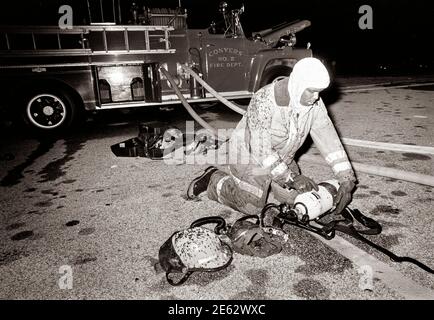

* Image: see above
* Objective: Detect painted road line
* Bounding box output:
[308,229,434,300]
[341,138,434,155]
[342,82,434,93]
[413,115,428,119]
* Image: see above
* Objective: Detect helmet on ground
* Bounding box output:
[159,225,232,286]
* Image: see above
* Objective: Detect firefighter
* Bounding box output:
[187,57,357,216]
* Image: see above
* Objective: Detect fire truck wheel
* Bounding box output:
[23,89,78,132]
[259,65,293,87]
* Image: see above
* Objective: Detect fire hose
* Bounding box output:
[181,65,247,116]
[160,67,227,141]
[161,66,434,187]
[300,154,434,187]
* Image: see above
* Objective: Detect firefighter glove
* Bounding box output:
[285,174,319,193]
[334,180,356,214]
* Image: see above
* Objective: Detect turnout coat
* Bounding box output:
[226,77,356,208]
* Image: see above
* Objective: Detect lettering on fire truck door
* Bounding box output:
[204,38,248,93]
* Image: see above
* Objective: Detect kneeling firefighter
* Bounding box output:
[187,57,357,218]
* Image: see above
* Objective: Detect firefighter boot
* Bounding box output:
[187,166,219,200]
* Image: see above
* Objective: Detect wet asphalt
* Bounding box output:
[0,77,433,299]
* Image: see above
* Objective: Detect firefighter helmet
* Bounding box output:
[159,226,233,286]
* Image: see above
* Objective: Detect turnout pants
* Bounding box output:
[207,162,300,215]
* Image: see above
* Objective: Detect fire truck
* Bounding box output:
[0,1,312,132]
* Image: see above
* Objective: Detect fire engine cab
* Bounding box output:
[0,1,312,132]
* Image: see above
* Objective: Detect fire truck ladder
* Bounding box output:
[85,25,176,55]
[0,25,175,57]
[0,26,90,57]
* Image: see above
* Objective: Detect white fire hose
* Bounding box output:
[181,65,247,115]
[160,67,228,142]
[162,66,434,187]
[300,154,434,187]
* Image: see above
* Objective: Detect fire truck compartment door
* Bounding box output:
[97,65,144,102]
[96,64,162,103]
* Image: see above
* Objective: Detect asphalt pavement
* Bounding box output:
[0,77,433,299]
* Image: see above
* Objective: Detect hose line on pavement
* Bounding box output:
[342,138,434,155]
[299,154,434,187]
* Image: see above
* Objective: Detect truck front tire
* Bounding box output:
[22,88,79,134]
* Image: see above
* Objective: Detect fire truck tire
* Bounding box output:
[22,88,79,133]
[259,65,293,87]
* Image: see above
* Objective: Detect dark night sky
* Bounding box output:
[1,0,434,75]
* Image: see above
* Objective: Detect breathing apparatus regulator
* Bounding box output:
[290,179,340,223]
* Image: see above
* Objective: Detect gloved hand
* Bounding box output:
[285,174,318,193]
[334,180,356,214]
